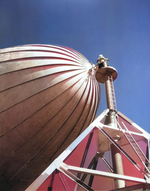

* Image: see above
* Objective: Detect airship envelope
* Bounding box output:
[0,44,100,190]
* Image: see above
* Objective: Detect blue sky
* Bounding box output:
[0,0,150,133]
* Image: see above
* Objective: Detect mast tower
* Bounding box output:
[96,55,125,189]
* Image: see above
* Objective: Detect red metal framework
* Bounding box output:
[27,110,150,191]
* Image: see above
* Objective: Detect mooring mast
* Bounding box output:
[96,55,125,189]
[96,55,150,189]
[96,54,118,126]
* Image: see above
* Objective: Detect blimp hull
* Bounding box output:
[0,44,100,191]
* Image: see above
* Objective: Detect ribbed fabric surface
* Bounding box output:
[0,44,100,191]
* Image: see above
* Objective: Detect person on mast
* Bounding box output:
[97,54,109,68]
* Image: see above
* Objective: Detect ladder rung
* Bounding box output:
[108,75,117,111]
[127,141,147,162]
[125,134,147,162]
[118,121,150,175]
[126,137,131,140]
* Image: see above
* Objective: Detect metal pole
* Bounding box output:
[111,144,126,188]
[105,77,113,109]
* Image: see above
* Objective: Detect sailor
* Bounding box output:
[97,54,109,68]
